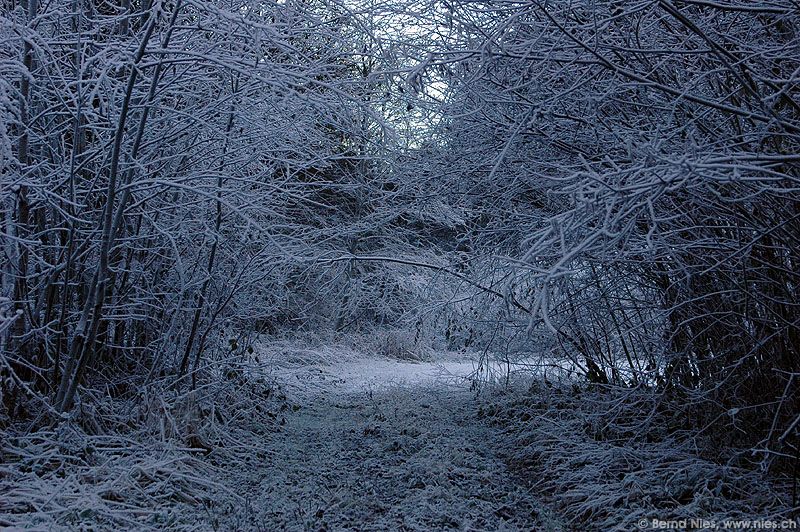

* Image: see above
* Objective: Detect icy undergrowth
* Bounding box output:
[2,349,562,530]
[206,353,561,530]
[0,362,292,530]
[482,381,798,531]
[6,347,795,531]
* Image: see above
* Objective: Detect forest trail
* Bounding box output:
[223,357,559,531]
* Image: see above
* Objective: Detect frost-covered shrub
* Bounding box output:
[483,381,797,531]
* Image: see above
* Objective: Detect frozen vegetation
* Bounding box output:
[2,0,799,529]
[3,346,566,530]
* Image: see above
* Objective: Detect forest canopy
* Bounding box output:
[1,0,798,525]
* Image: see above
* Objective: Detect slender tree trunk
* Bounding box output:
[11,0,38,363]
[179,99,237,377]
[57,10,161,412]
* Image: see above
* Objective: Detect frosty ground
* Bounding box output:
[3,346,795,531]
[1,349,563,531]
[211,350,795,531]
[209,353,562,530]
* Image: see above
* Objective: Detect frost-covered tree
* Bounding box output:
[0,0,389,414]
[397,0,799,470]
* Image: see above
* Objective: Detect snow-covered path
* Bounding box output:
[225,358,559,531]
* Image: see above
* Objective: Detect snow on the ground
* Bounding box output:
[1,351,562,530]
[271,351,547,396]
[276,357,476,395]
[210,354,563,530]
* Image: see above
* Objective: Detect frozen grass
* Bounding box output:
[253,334,549,394]
[482,380,799,531]
[8,344,794,531]
[208,360,560,531]
[1,425,225,530]
[249,330,440,366]
[2,347,562,530]
[0,360,292,530]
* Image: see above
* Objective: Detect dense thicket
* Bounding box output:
[404,0,800,473]
[0,0,404,417]
[2,0,798,488]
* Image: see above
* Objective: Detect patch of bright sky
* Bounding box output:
[246,0,457,147]
[340,0,457,147]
